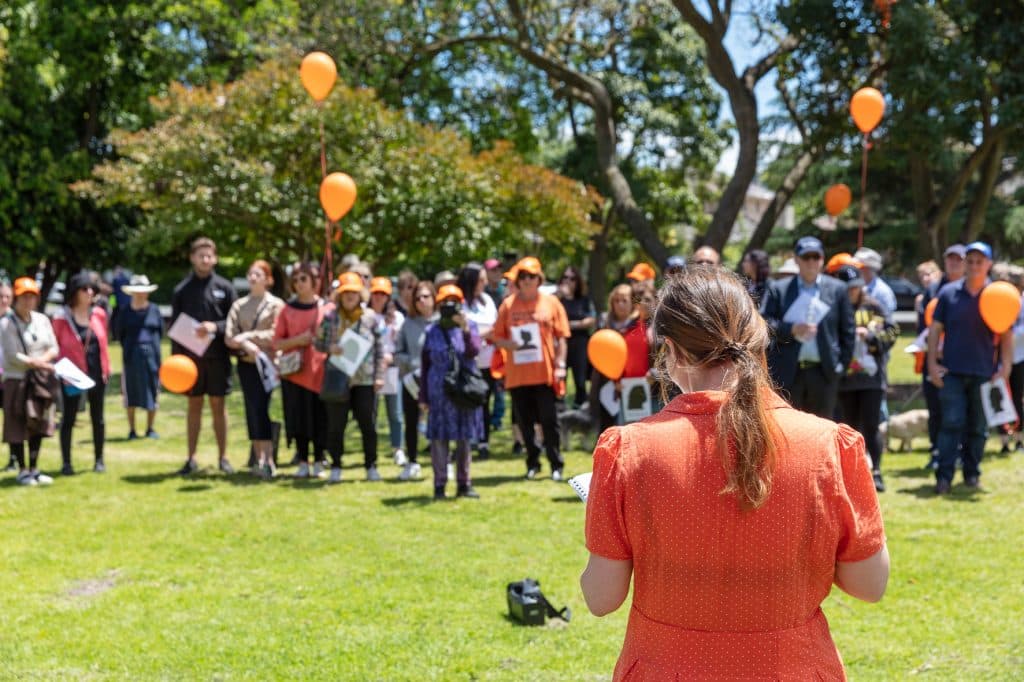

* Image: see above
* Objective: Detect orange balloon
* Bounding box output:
[979,281,1022,334]
[850,87,885,133]
[824,184,852,217]
[924,298,938,327]
[300,51,337,102]
[319,172,357,221]
[160,354,198,394]
[588,329,628,381]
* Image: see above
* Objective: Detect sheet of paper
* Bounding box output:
[904,330,929,353]
[402,371,420,401]
[328,327,373,376]
[54,357,96,391]
[168,312,213,358]
[620,377,652,423]
[476,343,495,369]
[568,472,592,502]
[510,322,543,365]
[981,378,1018,428]
[382,366,400,395]
[599,380,619,417]
[255,351,279,393]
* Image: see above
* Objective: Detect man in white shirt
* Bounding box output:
[854,247,897,316]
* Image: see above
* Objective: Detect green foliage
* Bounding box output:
[77,60,601,277]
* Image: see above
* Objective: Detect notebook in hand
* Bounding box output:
[567,472,592,502]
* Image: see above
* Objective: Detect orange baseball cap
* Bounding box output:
[825,252,858,274]
[516,257,543,276]
[435,283,465,304]
[370,276,392,296]
[626,263,656,281]
[13,277,40,298]
[337,272,364,294]
[503,266,518,280]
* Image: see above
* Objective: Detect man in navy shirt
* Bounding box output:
[927,241,1013,494]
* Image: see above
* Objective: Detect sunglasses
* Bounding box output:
[798,253,823,261]
[517,273,540,281]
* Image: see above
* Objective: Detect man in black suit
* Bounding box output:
[761,236,855,418]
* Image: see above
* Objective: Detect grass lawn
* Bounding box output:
[1,339,1023,679]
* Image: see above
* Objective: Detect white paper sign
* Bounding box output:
[568,472,592,502]
[168,312,213,358]
[620,377,652,424]
[476,343,495,370]
[510,323,543,365]
[255,351,279,393]
[904,330,929,353]
[599,380,619,417]
[328,327,373,376]
[981,378,1018,428]
[382,366,400,395]
[402,371,420,400]
[54,358,96,391]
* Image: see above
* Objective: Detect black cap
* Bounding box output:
[832,264,865,289]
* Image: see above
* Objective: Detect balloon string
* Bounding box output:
[858,133,869,250]
[318,110,333,297]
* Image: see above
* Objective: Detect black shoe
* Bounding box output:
[145,429,159,440]
[872,471,885,493]
[60,463,75,476]
[1000,443,1011,455]
[93,460,106,474]
[178,459,199,476]
[434,486,446,500]
[512,442,524,456]
[477,444,490,461]
[964,476,981,489]
[456,485,480,499]
[935,479,951,495]
[128,431,139,441]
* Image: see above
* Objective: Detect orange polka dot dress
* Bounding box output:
[585,390,885,681]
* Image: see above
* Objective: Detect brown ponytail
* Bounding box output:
[653,267,778,509]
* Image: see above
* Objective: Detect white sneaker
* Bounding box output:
[329,467,342,484]
[32,470,53,486]
[551,469,563,482]
[312,462,326,479]
[366,466,382,482]
[16,471,37,486]
[399,462,421,481]
[393,448,408,466]
[447,463,455,480]
[295,462,310,478]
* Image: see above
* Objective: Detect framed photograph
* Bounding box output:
[981,378,1018,428]
[620,377,652,424]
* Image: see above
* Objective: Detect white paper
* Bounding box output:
[402,371,420,401]
[476,343,495,369]
[904,330,929,353]
[54,358,96,391]
[255,351,279,393]
[620,377,652,423]
[981,378,1018,428]
[568,472,592,502]
[382,366,400,395]
[599,380,620,417]
[328,327,373,376]
[782,291,830,343]
[510,322,543,365]
[168,312,213,358]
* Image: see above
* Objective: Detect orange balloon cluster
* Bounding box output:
[979,282,1022,334]
[588,329,628,381]
[824,184,852,217]
[319,172,357,221]
[160,354,198,394]
[851,87,885,133]
[300,52,337,102]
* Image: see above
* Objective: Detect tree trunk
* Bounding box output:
[588,202,616,313]
[962,136,1006,243]
[908,151,941,261]
[744,145,820,254]
[702,88,758,252]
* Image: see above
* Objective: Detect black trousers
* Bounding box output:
[324,385,377,469]
[923,373,942,450]
[402,386,421,464]
[237,361,273,440]
[566,336,590,408]
[788,364,838,419]
[510,384,563,473]
[11,436,44,469]
[838,388,884,471]
[481,372,497,445]
[60,383,106,465]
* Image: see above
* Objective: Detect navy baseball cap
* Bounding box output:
[965,241,993,260]
[943,244,967,258]
[832,264,865,289]
[794,236,825,258]
[665,255,686,271]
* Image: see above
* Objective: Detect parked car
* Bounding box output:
[881,276,922,312]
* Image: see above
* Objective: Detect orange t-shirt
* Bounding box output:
[586,390,885,680]
[493,293,570,390]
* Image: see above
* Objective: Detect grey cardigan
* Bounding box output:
[394,315,436,376]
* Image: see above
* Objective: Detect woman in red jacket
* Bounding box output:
[52,273,111,475]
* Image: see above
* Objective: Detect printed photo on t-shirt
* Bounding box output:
[510,322,543,365]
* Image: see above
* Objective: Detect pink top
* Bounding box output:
[273,299,332,394]
[51,306,111,382]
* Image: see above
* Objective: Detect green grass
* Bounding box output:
[1,340,1023,679]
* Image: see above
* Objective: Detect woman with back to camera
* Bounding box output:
[581,267,888,680]
[741,249,771,305]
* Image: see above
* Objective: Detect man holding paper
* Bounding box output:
[928,242,1013,494]
[761,236,855,419]
[170,237,237,475]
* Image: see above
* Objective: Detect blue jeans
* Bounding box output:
[937,373,988,484]
[377,393,403,450]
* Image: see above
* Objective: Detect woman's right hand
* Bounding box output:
[293,331,313,347]
[30,358,54,372]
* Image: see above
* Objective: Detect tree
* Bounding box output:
[76,61,601,277]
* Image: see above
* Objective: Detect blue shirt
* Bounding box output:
[796,277,821,363]
[933,279,997,377]
[864,276,897,316]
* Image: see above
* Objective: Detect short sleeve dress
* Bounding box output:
[585,390,885,681]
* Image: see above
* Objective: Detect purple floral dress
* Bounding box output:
[421,321,484,441]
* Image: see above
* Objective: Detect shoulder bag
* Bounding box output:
[442,327,488,410]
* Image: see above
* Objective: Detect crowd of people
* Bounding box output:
[1,234,1019,499]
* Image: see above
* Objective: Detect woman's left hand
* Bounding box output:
[374,379,385,392]
[452,313,467,330]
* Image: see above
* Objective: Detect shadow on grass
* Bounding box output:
[892,466,933,480]
[121,470,266,488]
[550,495,582,504]
[380,494,435,507]
[898,482,987,502]
[470,474,528,488]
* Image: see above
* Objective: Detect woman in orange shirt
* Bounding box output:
[582,267,889,680]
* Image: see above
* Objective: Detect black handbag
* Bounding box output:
[442,328,488,410]
[507,578,571,626]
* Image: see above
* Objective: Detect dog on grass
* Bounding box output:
[558,402,598,452]
[880,409,929,452]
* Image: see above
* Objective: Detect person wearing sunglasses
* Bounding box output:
[493,257,571,480]
[761,236,855,419]
[394,281,437,481]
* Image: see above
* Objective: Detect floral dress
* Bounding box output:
[421,322,484,441]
